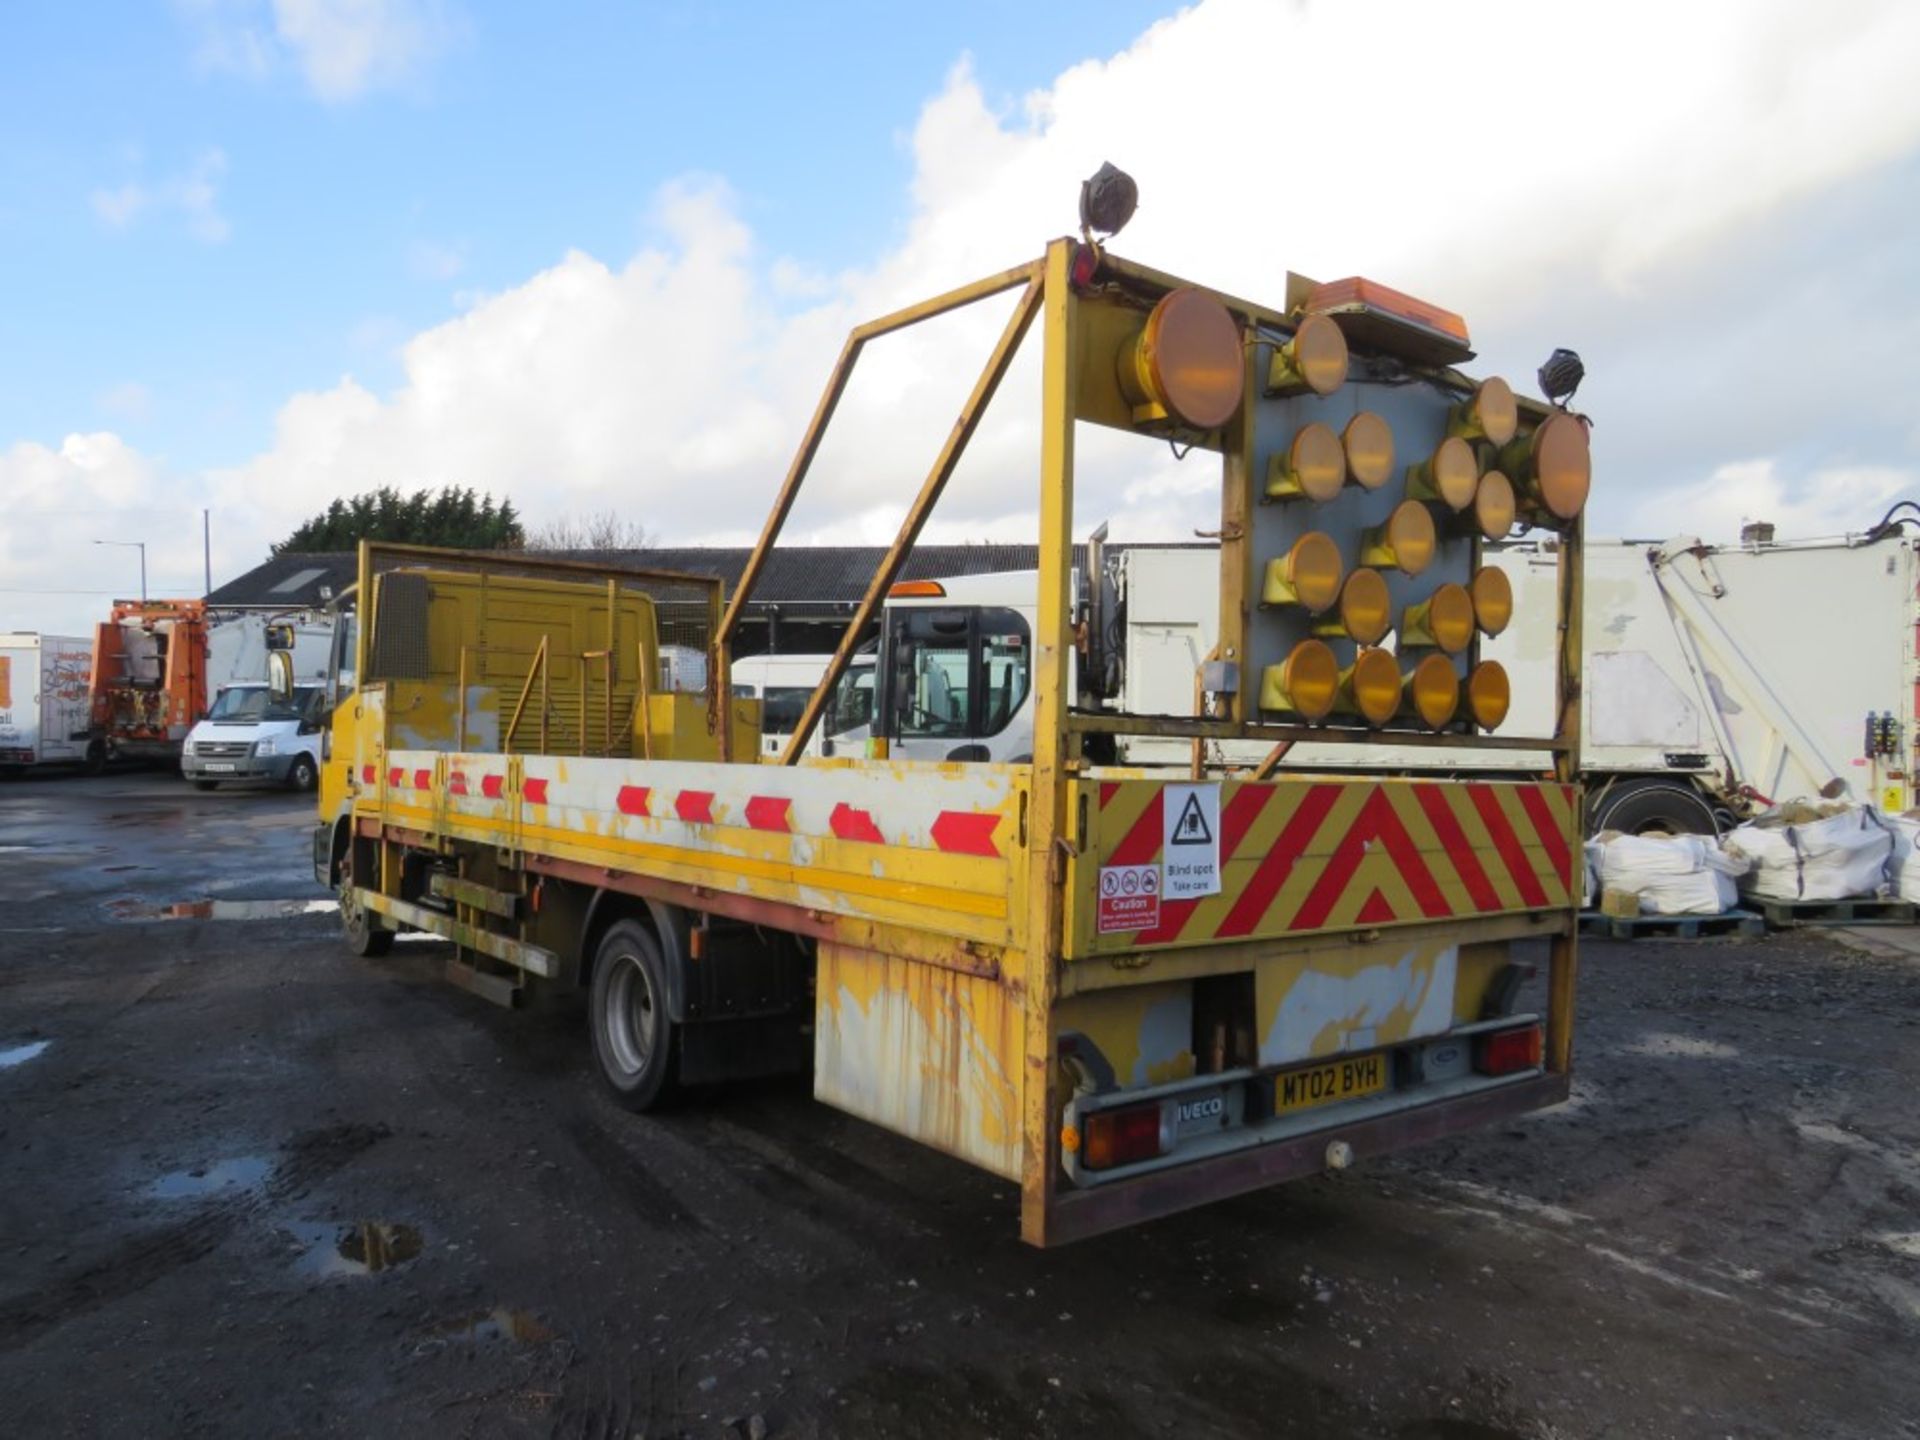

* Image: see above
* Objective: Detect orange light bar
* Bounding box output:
[887,580,946,598]
[1307,276,1470,346]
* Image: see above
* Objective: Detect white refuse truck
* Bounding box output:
[853,528,1918,836]
[0,633,95,773]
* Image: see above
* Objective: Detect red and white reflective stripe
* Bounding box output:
[745,796,791,832]
[828,803,884,844]
[931,810,1000,856]
[385,750,1015,856]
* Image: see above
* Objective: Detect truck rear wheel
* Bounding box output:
[1587,779,1720,838]
[589,920,677,1111]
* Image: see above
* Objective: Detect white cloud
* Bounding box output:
[1631,459,1915,541]
[180,0,459,102]
[15,0,1920,638]
[90,150,229,243]
[0,436,210,635]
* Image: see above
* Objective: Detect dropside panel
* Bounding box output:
[361,748,1027,947]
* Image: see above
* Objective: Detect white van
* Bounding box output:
[730,653,876,759]
[180,682,328,791]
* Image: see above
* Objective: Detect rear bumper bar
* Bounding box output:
[1044,1070,1570,1247]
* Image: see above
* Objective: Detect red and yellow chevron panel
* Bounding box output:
[1066,777,1577,957]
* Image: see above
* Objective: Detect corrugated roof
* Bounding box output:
[207,542,1206,611]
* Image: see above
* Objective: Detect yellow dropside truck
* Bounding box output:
[315,238,1588,1246]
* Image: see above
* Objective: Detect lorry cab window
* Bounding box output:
[827,666,875,734]
[758,687,814,736]
[883,606,1029,740]
[327,611,358,706]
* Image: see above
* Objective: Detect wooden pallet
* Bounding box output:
[1579,908,1767,941]
[1755,896,1918,928]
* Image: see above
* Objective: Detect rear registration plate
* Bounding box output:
[1275,1053,1388,1115]
[205,763,236,772]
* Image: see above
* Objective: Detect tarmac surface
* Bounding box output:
[2,771,1918,1439]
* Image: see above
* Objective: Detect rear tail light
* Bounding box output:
[1081,1102,1169,1171]
[1474,1024,1543,1076]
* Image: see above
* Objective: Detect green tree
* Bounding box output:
[271,485,524,554]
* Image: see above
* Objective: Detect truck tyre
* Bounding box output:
[83,741,106,776]
[339,877,394,958]
[193,779,219,792]
[287,755,318,792]
[1587,779,1720,838]
[589,920,678,1111]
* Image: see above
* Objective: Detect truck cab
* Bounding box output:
[181,682,328,791]
[871,573,1039,763]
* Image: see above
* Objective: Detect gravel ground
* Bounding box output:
[2,772,1918,1439]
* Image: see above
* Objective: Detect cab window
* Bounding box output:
[881,606,1029,741]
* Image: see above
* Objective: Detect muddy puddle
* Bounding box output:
[287,1221,425,1278]
[0,1039,51,1069]
[148,1155,273,1199]
[421,1307,556,1348]
[107,897,338,922]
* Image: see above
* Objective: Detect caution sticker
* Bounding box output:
[1097,863,1161,933]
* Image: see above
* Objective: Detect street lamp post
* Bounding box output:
[92,539,147,602]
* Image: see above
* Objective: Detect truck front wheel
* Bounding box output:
[287,755,318,792]
[589,920,678,1111]
[339,876,394,958]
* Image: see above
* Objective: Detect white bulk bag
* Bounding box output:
[1590,832,1747,916]
[1724,804,1893,902]
[1885,813,1920,903]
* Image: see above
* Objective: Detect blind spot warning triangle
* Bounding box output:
[1171,792,1213,845]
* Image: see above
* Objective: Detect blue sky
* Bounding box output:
[3,0,1919,634]
[0,1,1171,473]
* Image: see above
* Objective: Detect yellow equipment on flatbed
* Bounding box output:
[313,234,1588,1247]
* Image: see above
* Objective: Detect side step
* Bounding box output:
[428,871,523,920]
[354,888,559,978]
[445,954,522,1008]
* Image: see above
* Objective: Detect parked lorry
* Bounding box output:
[0,633,94,773]
[314,233,1588,1244]
[89,600,329,767]
[867,527,1915,837]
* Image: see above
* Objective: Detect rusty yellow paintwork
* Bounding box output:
[814,940,1025,1179]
